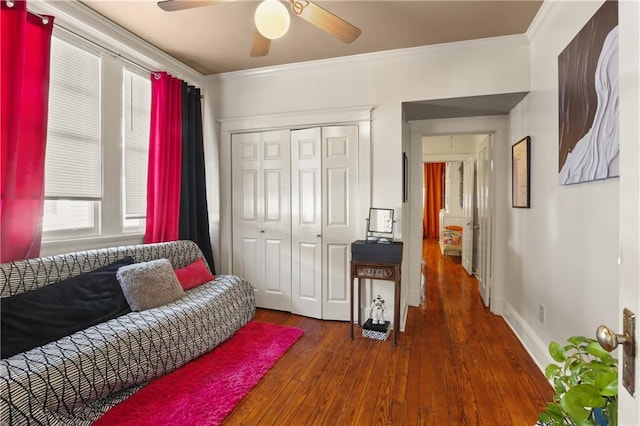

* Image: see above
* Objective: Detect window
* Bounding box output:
[122,69,151,232]
[43,33,152,241]
[44,36,101,236]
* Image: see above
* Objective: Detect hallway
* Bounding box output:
[415,238,553,424]
[224,239,553,424]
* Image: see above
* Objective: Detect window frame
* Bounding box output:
[121,66,151,234]
[43,33,104,240]
[42,31,151,243]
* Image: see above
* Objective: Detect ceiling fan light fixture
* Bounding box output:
[254,0,290,40]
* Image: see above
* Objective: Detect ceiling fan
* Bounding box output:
[156,0,361,57]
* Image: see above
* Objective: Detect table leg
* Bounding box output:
[394,277,400,346]
[357,278,362,328]
[350,275,354,340]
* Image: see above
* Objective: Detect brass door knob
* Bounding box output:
[596,324,630,352]
[596,309,636,396]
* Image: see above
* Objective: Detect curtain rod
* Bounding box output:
[8,0,161,81]
[52,24,204,96]
[6,0,203,93]
[5,0,49,24]
[51,24,162,80]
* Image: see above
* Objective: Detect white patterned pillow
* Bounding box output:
[116,258,184,311]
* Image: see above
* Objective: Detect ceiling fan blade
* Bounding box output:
[295,1,361,44]
[157,0,234,12]
[250,30,271,57]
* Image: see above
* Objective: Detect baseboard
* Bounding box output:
[502,302,553,373]
[401,303,409,332]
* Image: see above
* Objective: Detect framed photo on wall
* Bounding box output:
[512,136,531,208]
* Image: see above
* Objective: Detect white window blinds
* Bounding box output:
[122,69,151,220]
[45,36,102,200]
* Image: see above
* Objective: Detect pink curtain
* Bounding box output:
[1,0,54,262]
[144,72,183,243]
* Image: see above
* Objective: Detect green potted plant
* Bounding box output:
[539,336,618,426]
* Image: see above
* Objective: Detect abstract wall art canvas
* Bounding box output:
[558,0,618,185]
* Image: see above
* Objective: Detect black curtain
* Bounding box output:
[179,83,215,273]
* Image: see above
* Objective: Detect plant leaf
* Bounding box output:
[561,384,605,422]
[538,412,551,423]
[602,385,618,398]
[586,342,613,360]
[606,398,618,426]
[568,335,595,346]
[553,377,568,395]
[575,418,597,426]
[540,403,567,425]
[593,370,617,385]
[545,363,561,379]
[550,341,567,362]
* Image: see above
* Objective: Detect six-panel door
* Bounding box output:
[232,130,292,312]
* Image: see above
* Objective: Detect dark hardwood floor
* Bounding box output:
[223,238,553,425]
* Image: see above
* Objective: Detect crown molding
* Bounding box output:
[28,0,204,86]
[211,34,529,81]
[526,0,563,42]
[218,106,373,132]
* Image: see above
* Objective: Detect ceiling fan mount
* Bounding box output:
[157,0,361,57]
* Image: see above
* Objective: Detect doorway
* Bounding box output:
[420,134,491,306]
[406,115,509,316]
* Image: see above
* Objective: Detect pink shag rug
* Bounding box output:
[94,321,303,426]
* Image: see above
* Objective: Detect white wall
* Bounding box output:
[209,36,531,327]
[422,134,484,159]
[504,0,620,368]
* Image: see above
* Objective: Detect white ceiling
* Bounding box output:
[80,0,543,75]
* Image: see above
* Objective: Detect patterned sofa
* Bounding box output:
[0,240,256,425]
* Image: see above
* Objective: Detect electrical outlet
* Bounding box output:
[539,305,545,323]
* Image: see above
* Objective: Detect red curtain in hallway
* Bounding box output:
[0,0,54,262]
[423,163,444,239]
[144,72,183,243]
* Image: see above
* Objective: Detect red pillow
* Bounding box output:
[174,258,215,291]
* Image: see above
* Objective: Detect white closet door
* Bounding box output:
[232,130,291,312]
[232,132,261,295]
[322,125,359,321]
[291,128,322,318]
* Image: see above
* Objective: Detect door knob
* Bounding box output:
[596,308,636,396]
[596,324,630,352]
[260,230,265,233]
[316,234,322,238]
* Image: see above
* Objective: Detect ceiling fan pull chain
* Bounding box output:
[289,0,309,16]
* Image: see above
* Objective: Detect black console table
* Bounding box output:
[350,240,403,346]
